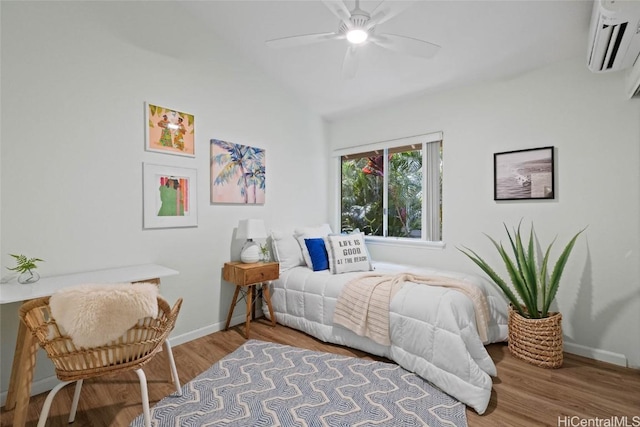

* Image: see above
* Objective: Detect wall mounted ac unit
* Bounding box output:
[587,0,640,73]
[627,57,640,98]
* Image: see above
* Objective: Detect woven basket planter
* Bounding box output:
[508,305,563,368]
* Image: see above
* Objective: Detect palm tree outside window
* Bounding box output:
[338,133,442,242]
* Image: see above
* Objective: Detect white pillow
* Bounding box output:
[270,230,304,271]
[325,231,373,274]
[294,224,333,268]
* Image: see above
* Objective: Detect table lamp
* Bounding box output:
[237,219,267,263]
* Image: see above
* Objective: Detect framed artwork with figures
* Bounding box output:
[145,102,195,157]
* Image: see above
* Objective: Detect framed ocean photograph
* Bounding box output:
[145,102,195,157]
[143,163,198,229]
[494,146,554,201]
[210,139,265,204]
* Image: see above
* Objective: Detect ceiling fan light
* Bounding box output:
[346,29,368,44]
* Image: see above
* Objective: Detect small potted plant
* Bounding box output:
[458,221,584,368]
[259,243,271,263]
[7,254,44,284]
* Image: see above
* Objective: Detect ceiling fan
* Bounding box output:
[265,0,440,79]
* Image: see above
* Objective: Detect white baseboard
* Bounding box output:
[169,323,220,347]
[564,342,628,367]
[170,311,257,346]
[0,375,60,407]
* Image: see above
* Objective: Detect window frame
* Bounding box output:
[333,132,444,248]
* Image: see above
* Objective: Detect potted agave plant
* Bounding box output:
[459,222,585,368]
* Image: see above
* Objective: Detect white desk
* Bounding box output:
[0,263,178,304]
[1,264,179,427]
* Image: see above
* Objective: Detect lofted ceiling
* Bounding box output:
[181,1,594,120]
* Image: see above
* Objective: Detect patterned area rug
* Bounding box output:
[130,340,467,427]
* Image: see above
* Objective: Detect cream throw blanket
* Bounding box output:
[333,273,490,346]
[49,282,158,348]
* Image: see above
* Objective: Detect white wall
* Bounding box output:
[328,58,640,368]
[1,2,638,403]
[0,2,329,395]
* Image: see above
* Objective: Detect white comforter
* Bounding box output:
[263,261,508,414]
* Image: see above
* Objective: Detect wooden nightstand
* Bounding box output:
[223,261,279,339]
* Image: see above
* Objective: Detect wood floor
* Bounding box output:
[2,319,639,427]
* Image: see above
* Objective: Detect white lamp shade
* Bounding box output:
[237,219,267,240]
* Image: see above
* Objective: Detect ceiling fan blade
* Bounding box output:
[266,32,342,49]
[322,0,352,26]
[367,1,416,28]
[342,46,359,79]
[370,33,440,59]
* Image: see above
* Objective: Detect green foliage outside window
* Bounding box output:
[388,150,422,238]
[341,149,423,238]
[341,157,383,235]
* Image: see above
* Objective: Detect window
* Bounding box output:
[336,133,442,242]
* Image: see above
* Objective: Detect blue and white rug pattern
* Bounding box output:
[130,339,467,427]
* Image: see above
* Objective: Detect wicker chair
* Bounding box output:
[19,295,183,427]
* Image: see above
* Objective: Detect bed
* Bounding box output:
[263,226,509,415]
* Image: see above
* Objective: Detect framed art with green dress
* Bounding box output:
[145,102,195,157]
[143,163,198,229]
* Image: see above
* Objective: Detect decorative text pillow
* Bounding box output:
[325,231,373,274]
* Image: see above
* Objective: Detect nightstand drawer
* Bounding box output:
[223,262,279,286]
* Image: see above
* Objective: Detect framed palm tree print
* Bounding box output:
[210,139,265,204]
